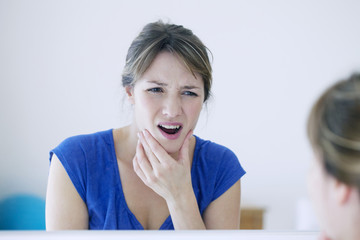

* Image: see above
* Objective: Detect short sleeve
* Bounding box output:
[192,136,246,213]
[49,135,87,203]
[212,148,245,201]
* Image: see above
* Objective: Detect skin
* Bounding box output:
[46,51,241,230]
[307,151,360,240]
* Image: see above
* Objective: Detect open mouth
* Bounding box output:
[158,124,182,135]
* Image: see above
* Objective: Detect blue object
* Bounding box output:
[0,194,45,230]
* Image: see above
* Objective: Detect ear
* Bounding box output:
[333,179,352,205]
[125,85,135,105]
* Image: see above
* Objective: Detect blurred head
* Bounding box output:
[122,20,212,102]
[307,73,360,239]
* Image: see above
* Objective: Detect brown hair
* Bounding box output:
[307,73,360,193]
[122,20,212,102]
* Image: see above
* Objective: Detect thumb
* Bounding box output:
[178,130,193,164]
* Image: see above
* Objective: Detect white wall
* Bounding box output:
[1,0,360,230]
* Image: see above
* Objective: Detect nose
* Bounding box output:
[162,95,182,118]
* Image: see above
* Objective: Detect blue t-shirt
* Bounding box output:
[49,129,246,229]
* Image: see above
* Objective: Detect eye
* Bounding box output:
[147,87,163,93]
[182,91,198,97]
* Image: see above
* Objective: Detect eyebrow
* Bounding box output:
[147,80,167,86]
[147,80,201,89]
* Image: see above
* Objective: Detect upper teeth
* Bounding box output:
[160,125,180,129]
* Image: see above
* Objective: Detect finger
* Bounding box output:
[142,129,170,164]
[178,130,193,163]
[138,131,161,167]
[132,156,147,183]
[135,139,154,179]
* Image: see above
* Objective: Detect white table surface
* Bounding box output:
[0,230,319,240]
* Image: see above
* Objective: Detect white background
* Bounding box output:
[1,0,360,230]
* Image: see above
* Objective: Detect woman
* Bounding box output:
[46,21,246,230]
[307,73,360,240]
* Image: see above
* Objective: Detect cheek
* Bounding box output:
[133,95,159,129]
[185,100,203,120]
[307,162,330,229]
[134,94,158,113]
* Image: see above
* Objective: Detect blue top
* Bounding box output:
[49,129,245,230]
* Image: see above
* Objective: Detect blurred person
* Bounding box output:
[307,73,360,240]
[46,20,246,230]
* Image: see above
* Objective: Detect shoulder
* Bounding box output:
[193,135,246,179]
[50,129,114,168]
[53,129,113,155]
[58,129,113,148]
[48,129,115,202]
[194,135,238,162]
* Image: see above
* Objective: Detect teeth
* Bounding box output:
[159,125,180,130]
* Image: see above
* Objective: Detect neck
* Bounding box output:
[114,125,138,163]
[341,226,360,240]
[347,208,360,240]
[338,193,360,240]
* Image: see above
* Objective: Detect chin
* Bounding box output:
[153,137,182,155]
[150,128,186,155]
[160,141,182,154]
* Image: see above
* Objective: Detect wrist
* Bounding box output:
[165,186,205,229]
[166,185,196,212]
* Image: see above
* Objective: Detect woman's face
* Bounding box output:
[128,51,204,154]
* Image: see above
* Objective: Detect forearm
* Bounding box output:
[166,187,206,230]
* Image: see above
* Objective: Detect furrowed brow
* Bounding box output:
[183,85,200,90]
[147,80,167,86]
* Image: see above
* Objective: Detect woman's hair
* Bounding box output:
[122,20,212,102]
[307,73,360,193]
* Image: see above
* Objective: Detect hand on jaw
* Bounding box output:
[133,129,194,203]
